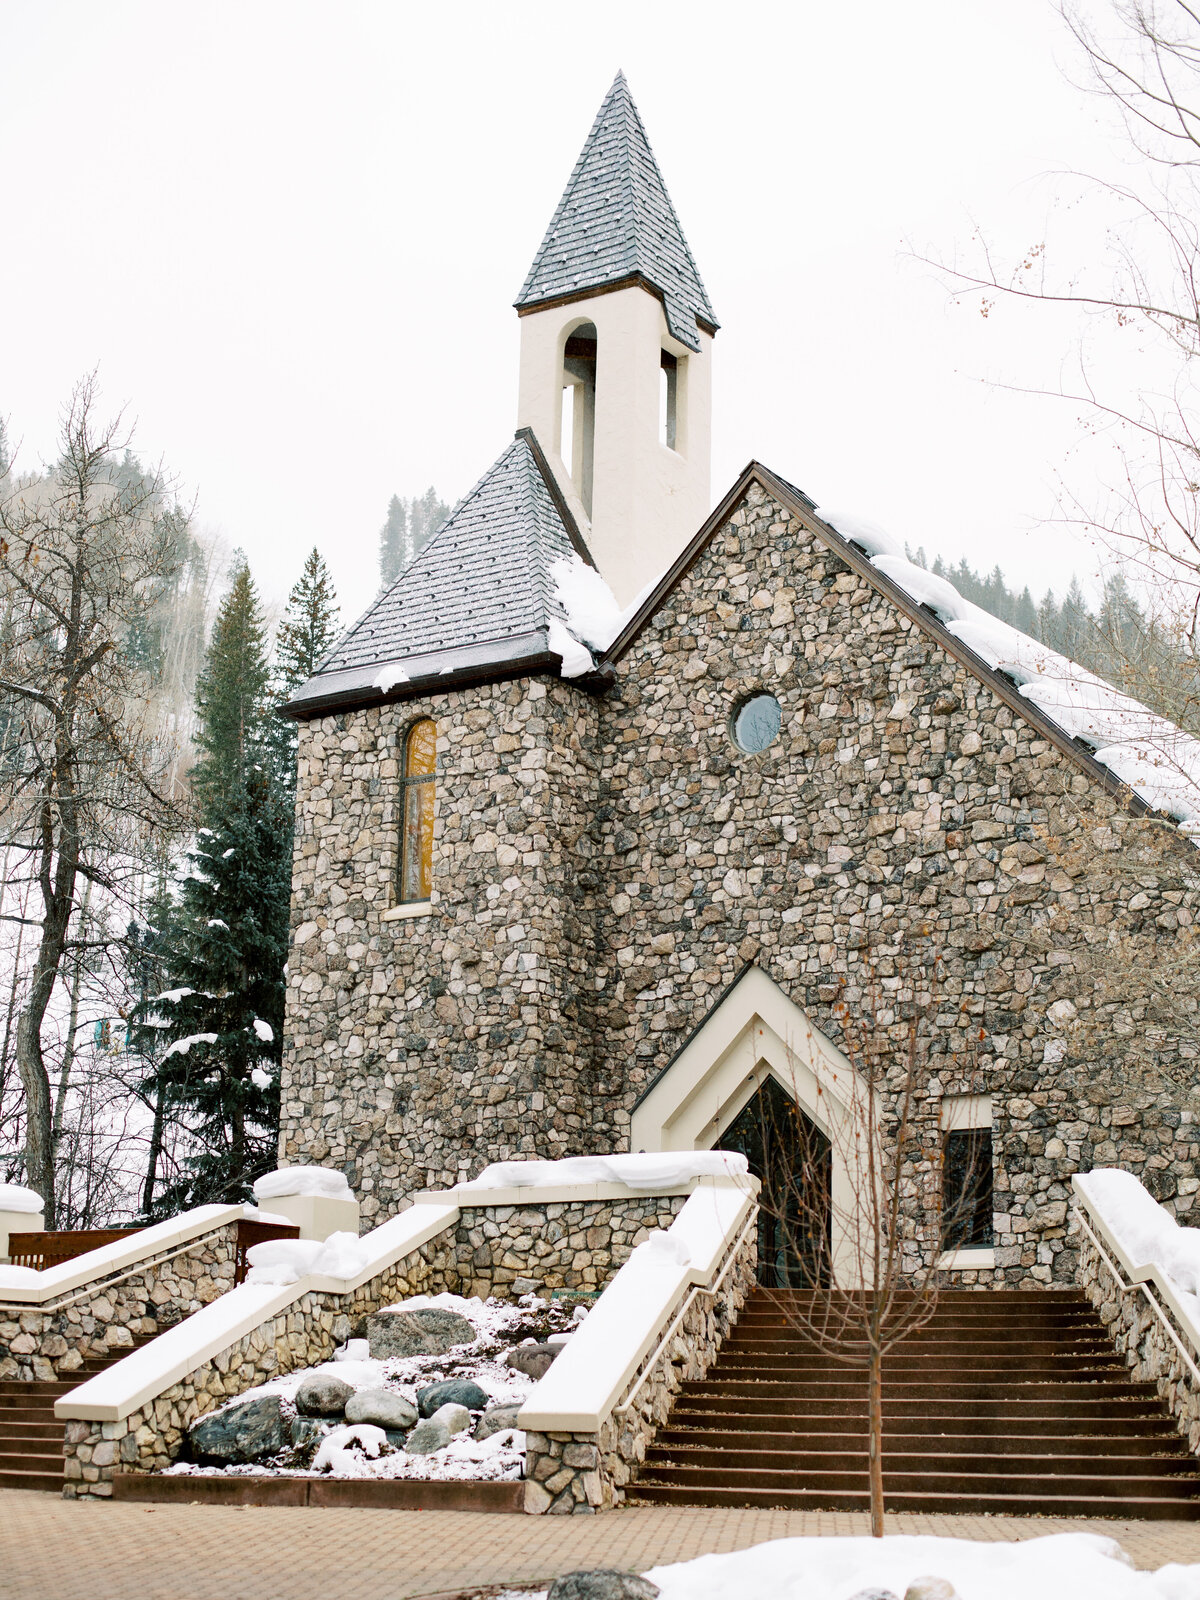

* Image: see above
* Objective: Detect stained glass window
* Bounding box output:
[398,719,436,903]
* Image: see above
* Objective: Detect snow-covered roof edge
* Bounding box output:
[602,460,1188,825]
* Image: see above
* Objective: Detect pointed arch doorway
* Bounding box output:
[717,1074,832,1288]
[630,966,872,1289]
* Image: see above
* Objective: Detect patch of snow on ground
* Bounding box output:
[163,1293,579,1485]
[497,1532,1199,1600]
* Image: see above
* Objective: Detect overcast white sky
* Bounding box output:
[1,0,1148,630]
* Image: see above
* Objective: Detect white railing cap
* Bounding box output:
[0,1203,256,1307]
[54,1200,459,1422]
[517,1180,754,1432]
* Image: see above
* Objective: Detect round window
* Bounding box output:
[732,692,782,754]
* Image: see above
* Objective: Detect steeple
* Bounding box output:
[516,71,718,352]
[515,74,718,606]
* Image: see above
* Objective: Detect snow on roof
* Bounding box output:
[816,507,1200,829]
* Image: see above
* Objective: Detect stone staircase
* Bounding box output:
[0,1339,152,1492]
[633,1287,1200,1518]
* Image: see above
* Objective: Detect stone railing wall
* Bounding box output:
[523,1217,758,1513]
[1075,1218,1200,1457]
[451,1195,687,1299]
[58,1185,705,1499]
[1,1220,241,1383]
[62,1230,454,1497]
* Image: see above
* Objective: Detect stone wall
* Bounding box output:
[451,1195,686,1299]
[281,476,1200,1285]
[62,1232,455,1498]
[0,1221,240,1383]
[523,1221,758,1513]
[1076,1217,1200,1457]
[60,1189,694,1497]
[282,679,601,1224]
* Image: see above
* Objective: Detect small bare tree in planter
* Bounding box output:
[720,975,987,1536]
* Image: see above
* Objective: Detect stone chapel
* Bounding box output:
[281,73,1200,1288]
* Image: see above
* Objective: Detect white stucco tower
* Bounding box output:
[515,73,718,606]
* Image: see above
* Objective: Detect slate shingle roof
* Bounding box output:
[286,432,592,714]
[516,71,717,353]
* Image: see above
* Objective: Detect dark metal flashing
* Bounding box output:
[603,461,1152,817]
[515,273,719,341]
[514,426,596,568]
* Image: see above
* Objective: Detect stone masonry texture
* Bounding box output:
[0,1221,240,1383]
[1077,1220,1200,1455]
[281,480,1200,1283]
[62,1191,682,1497]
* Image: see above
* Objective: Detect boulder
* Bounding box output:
[416,1378,489,1418]
[366,1307,476,1359]
[189,1396,285,1463]
[505,1342,561,1380]
[404,1416,451,1455]
[847,1591,899,1600]
[345,1388,418,1430]
[427,1401,470,1435]
[289,1416,327,1450]
[547,1573,660,1600]
[903,1582,960,1600]
[295,1374,354,1417]
[474,1403,522,1441]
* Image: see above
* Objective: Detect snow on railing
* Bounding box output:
[55,1200,460,1423]
[1071,1168,1200,1385]
[517,1173,757,1433]
[0,1203,264,1308]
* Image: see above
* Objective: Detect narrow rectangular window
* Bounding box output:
[942,1127,994,1249]
[660,350,678,450]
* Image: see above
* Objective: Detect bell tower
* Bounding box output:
[515,73,719,607]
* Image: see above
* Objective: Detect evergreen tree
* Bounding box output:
[191,555,272,809]
[379,495,408,588]
[377,489,450,591]
[271,548,340,795]
[409,486,449,557]
[133,559,289,1209]
[276,548,341,692]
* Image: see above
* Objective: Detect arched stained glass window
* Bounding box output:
[398,719,436,903]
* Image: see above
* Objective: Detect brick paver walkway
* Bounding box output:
[2,1489,1199,1599]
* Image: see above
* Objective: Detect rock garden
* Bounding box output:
[165,1291,584,1484]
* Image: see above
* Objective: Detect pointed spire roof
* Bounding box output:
[516,72,717,352]
[285,432,596,715]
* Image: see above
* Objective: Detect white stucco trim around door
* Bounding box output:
[629,965,875,1288]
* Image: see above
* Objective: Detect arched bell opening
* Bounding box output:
[560,320,596,516]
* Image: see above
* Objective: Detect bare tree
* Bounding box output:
[925,3,1200,657]
[0,377,187,1221]
[723,980,986,1536]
